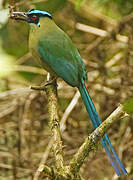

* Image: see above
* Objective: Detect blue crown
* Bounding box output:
[28,9,52,19]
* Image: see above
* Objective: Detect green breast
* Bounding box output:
[29,17,87,87]
[29,18,57,75]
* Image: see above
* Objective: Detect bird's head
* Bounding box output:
[12,9,52,27]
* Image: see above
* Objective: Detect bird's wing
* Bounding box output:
[38,29,87,87]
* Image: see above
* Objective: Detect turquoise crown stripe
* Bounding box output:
[28,9,52,18]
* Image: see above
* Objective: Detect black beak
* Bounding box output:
[11,12,29,22]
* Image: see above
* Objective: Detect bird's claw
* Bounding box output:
[45,77,57,87]
[30,77,57,90]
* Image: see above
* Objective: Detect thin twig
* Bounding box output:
[105,52,123,68]
[33,138,54,180]
[60,90,80,132]
[76,23,128,43]
[0,88,32,99]
[0,163,33,173]
[0,100,18,118]
[16,52,31,65]
[13,65,46,75]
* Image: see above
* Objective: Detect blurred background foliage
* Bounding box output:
[0,0,133,179]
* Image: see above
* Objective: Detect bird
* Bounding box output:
[12,9,127,176]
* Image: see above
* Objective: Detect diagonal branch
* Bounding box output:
[69,105,128,176]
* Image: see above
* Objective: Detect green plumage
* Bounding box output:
[29,18,87,87]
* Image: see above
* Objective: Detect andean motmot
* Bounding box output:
[12,9,127,176]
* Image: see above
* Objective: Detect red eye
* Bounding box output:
[31,15,37,21]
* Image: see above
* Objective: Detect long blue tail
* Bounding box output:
[78,81,127,176]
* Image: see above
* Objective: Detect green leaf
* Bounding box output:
[123,97,133,114]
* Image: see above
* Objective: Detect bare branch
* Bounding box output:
[76,23,128,43]
[13,65,46,75]
[60,90,80,132]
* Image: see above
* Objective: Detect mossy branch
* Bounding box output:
[69,105,127,176]
[45,74,64,171]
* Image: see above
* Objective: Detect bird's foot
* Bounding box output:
[30,77,57,91]
[30,84,46,90]
[45,77,57,87]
